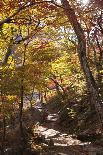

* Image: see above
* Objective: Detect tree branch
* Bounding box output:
[0,1,53,28]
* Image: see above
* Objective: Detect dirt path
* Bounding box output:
[33,113,103,155]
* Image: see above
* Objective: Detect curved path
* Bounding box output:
[33,113,103,155]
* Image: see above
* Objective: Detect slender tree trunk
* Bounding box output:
[38,91,43,103]
[95,36,103,86]
[0,91,6,155]
[30,84,35,108]
[38,91,41,100]
[19,80,24,138]
[44,91,48,103]
[87,33,102,88]
[10,103,15,128]
[61,0,103,133]
[18,79,25,155]
[19,45,27,154]
[40,93,43,103]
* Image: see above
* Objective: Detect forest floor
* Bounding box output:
[1,102,103,155]
[31,111,103,155]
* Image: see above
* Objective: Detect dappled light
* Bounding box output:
[81,0,89,5]
[82,0,89,4]
[0,0,103,154]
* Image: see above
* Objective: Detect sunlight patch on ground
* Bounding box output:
[40,127,60,138]
[78,0,89,5]
[34,125,60,138]
[82,0,89,5]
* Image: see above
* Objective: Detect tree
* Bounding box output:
[61,0,103,133]
[0,1,103,153]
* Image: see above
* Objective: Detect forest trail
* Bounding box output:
[33,113,103,155]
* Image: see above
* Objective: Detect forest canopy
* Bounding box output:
[0,0,103,154]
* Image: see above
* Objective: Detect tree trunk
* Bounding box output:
[61,0,103,132]
[95,35,103,86]
[44,91,48,103]
[19,77,26,155]
[0,91,6,155]
[30,84,35,108]
[19,81,24,138]
[19,45,27,154]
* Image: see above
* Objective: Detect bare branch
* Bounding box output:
[2,20,41,65]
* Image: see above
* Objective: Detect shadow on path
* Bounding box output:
[33,113,103,155]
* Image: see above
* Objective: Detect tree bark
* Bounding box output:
[61,0,103,132]
[30,84,35,108]
[0,91,6,155]
[19,45,27,154]
[19,81,24,138]
[95,35,103,86]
